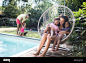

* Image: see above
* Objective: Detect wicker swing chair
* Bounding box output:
[37,5,75,44]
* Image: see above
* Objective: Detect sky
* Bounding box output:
[0,0,3,6]
[0,0,57,7]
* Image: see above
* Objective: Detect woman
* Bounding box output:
[16,13,31,35]
[52,15,70,52]
[33,17,60,57]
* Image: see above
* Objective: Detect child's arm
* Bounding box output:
[43,24,50,34]
[43,27,49,34]
[50,27,55,38]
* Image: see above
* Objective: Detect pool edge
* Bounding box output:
[0,33,40,57]
[10,45,39,57]
[0,33,41,41]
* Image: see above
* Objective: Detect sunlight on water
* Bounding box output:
[0,39,3,43]
[0,34,40,57]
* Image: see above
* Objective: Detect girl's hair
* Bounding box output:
[54,17,60,20]
[54,17,60,26]
[65,21,71,27]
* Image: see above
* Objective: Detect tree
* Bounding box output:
[69,2,86,57]
[3,0,20,18]
[52,0,84,11]
[64,0,83,11]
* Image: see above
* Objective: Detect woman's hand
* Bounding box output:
[20,17,23,21]
[59,31,66,34]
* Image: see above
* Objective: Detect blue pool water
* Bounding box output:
[0,33,40,57]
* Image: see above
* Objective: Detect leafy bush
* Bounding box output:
[69,2,86,57]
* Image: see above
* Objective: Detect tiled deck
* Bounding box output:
[19,42,73,57]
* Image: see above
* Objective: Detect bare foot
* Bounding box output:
[51,48,55,52]
[33,52,39,56]
[37,54,45,57]
[54,49,58,52]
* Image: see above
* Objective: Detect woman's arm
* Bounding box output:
[59,31,66,34]
[59,31,70,34]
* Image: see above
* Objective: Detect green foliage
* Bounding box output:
[73,9,83,18]
[25,18,30,28]
[3,0,20,18]
[67,31,78,45]
[69,2,86,57]
[81,2,86,17]
[2,0,53,28]
[65,0,83,11]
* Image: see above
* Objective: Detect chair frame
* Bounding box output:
[37,5,75,44]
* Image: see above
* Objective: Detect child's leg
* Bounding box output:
[19,32,23,36]
[54,34,64,52]
[22,32,24,36]
[47,27,51,34]
[52,35,59,51]
[19,32,21,36]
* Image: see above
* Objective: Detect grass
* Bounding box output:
[0,26,41,39]
[0,26,16,28]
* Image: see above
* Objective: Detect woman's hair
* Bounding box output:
[59,14,69,22]
[27,13,31,16]
[59,15,69,28]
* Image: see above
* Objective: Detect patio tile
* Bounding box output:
[19,43,73,57]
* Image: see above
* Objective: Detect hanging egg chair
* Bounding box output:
[37,5,75,44]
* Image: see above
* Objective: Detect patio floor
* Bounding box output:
[19,42,73,57]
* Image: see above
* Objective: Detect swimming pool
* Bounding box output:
[0,33,40,57]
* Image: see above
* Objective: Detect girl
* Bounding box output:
[33,17,60,57]
[18,23,26,36]
[43,17,60,38]
[52,20,71,52]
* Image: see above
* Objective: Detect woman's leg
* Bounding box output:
[33,33,48,55]
[38,34,56,57]
[17,24,20,35]
[54,34,64,52]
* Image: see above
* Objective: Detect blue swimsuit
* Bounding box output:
[61,27,70,32]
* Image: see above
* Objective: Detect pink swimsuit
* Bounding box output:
[50,23,59,35]
[20,27,25,32]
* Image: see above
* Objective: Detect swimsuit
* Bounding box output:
[49,23,59,35]
[16,14,27,24]
[20,27,25,32]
